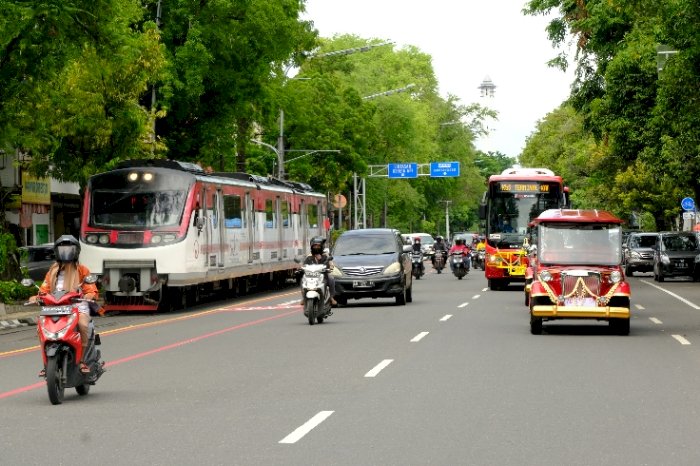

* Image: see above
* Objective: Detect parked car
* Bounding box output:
[401,233,435,257]
[652,231,700,282]
[20,244,55,282]
[527,209,630,335]
[622,232,658,276]
[333,229,413,305]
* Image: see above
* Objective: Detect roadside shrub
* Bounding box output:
[0,280,34,304]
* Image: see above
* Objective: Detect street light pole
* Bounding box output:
[440,200,452,241]
[277,109,285,179]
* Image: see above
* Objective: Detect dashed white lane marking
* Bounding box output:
[635,304,645,310]
[472,294,481,300]
[365,359,394,378]
[411,332,429,342]
[458,302,469,308]
[649,317,663,325]
[672,335,692,346]
[440,314,453,322]
[640,280,700,310]
[482,288,489,292]
[279,411,334,444]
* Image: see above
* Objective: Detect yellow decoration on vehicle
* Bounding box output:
[491,248,528,276]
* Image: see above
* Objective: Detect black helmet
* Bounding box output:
[455,238,464,246]
[310,236,326,254]
[436,236,443,241]
[54,235,80,262]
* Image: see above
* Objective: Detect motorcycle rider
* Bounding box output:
[476,236,486,252]
[432,235,447,267]
[448,237,471,272]
[30,235,98,376]
[412,236,422,253]
[301,236,337,306]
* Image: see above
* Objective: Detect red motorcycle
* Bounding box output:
[23,276,105,405]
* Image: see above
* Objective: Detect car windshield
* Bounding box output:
[538,223,621,266]
[334,234,397,255]
[629,235,657,248]
[663,235,698,251]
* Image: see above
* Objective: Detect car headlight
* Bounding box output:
[661,254,670,265]
[488,254,501,264]
[610,270,622,283]
[539,270,553,282]
[383,262,402,274]
[630,251,641,258]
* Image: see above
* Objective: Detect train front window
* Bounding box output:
[91,190,186,228]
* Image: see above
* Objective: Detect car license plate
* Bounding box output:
[563,297,596,307]
[353,280,374,288]
[675,261,687,268]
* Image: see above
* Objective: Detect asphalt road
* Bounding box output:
[3,269,700,465]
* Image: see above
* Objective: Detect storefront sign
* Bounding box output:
[22,172,51,205]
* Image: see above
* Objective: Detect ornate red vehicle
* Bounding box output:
[527,209,631,335]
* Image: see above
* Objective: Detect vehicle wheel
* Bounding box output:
[46,356,65,405]
[437,269,441,274]
[406,284,413,303]
[458,275,463,280]
[76,383,90,396]
[530,315,543,335]
[610,318,630,336]
[395,286,407,306]
[316,314,324,324]
[525,292,530,307]
[658,271,664,282]
[625,264,633,277]
[489,279,502,290]
[305,300,316,325]
[336,296,347,306]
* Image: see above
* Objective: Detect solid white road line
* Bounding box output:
[482,288,489,292]
[640,280,700,310]
[472,294,481,299]
[440,314,453,322]
[279,411,335,444]
[672,335,692,346]
[458,302,469,308]
[410,332,429,342]
[635,304,645,310]
[649,317,663,325]
[365,359,394,378]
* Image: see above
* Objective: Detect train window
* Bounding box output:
[308,203,319,228]
[265,199,276,228]
[224,195,243,229]
[281,201,290,228]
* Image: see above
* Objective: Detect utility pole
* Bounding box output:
[440,200,452,241]
[149,0,163,154]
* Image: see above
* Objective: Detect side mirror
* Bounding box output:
[21,278,35,287]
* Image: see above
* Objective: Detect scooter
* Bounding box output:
[412,251,425,279]
[450,251,470,280]
[299,263,333,325]
[433,250,447,274]
[22,276,105,405]
[475,249,486,270]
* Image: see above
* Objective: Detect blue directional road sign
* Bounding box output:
[430,161,460,178]
[388,163,418,179]
[681,197,695,211]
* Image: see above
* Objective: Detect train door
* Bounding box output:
[205,187,222,269]
[215,188,225,268]
[276,197,283,261]
[246,192,255,263]
[300,199,308,257]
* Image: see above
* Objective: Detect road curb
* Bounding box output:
[0,316,38,329]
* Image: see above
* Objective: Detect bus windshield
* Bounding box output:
[487,182,562,248]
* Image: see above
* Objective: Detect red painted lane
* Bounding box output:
[0,308,300,401]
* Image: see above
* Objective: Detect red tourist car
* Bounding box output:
[527,209,631,335]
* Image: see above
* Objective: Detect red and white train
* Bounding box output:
[79,159,328,311]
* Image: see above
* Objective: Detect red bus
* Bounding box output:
[479,167,569,290]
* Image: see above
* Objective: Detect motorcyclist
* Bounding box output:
[476,236,486,252]
[412,237,422,253]
[448,237,471,272]
[432,235,447,267]
[30,235,98,376]
[302,236,337,306]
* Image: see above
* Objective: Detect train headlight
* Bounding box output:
[143,173,154,181]
[98,235,110,245]
[163,234,177,243]
[128,172,138,181]
[151,235,162,244]
[86,235,98,244]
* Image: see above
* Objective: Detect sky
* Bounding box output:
[302,0,575,159]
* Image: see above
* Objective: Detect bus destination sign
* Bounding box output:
[497,182,550,193]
